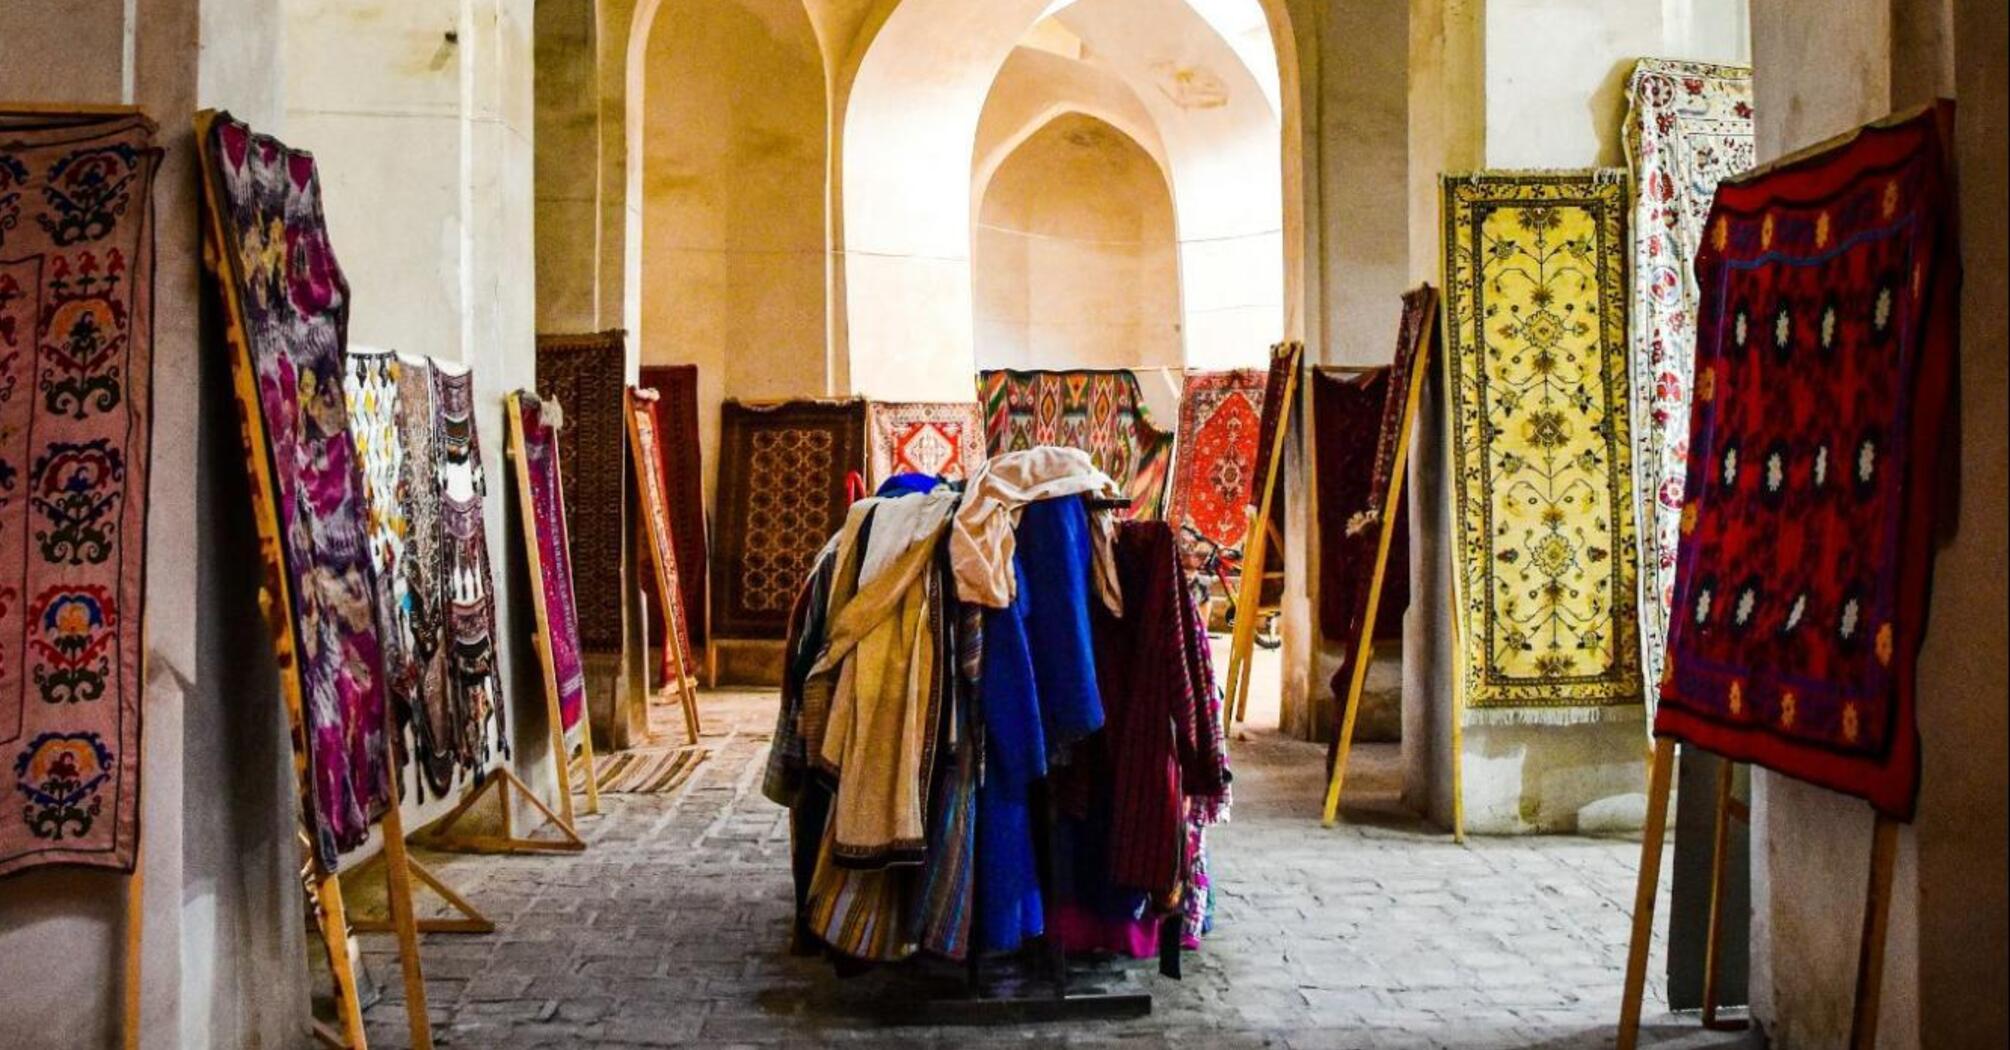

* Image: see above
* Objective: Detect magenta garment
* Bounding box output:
[199,112,391,870]
[516,392,587,731]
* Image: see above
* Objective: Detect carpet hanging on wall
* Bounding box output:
[713,399,865,641]
[977,369,1173,519]
[1655,105,1957,820]
[637,363,707,660]
[537,331,627,652]
[866,400,987,486]
[196,111,392,870]
[1312,368,1405,645]
[1167,369,1266,592]
[626,388,698,682]
[1625,58,1756,709]
[0,111,159,877]
[1442,170,1643,724]
[512,391,588,734]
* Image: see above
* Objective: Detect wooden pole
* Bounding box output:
[625,388,703,745]
[1701,759,1749,1031]
[123,845,143,1050]
[1850,815,1900,1050]
[1617,737,1677,1050]
[375,778,434,1050]
[310,872,369,1049]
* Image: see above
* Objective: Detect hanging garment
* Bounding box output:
[433,361,507,768]
[1624,59,1756,707]
[949,446,1122,612]
[0,111,160,877]
[196,111,391,870]
[392,351,458,797]
[1442,170,1644,723]
[1655,105,1956,820]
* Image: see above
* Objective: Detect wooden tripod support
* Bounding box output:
[1618,739,1896,1049]
[505,392,602,825]
[1228,343,1303,724]
[415,766,587,855]
[1321,309,1437,828]
[625,387,703,746]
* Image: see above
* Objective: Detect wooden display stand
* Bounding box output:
[625,388,703,746]
[505,392,602,827]
[196,107,432,1050]
[1227,342,1303,725]
[1618,740,1892,1049]
[1319,310,1438,830]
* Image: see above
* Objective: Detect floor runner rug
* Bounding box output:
[1625,58,1755,706]
[977,369,1173,518]
[0,112,159,876]
[713,399,865,640]
[1168,370,1266,592]
[638,364,707,657]
[537,331,627,651]
[866,400,987,486]
[1654,105,1956,819]
[573,746,709,795]
[1443,170,1643,723]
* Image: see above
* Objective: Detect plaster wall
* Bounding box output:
[973,114,1183,374]
[0,0,305,1047]
[534,0,601,332]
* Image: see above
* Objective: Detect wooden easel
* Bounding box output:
[1322,310,1438,828]
[505,392,602,825]
[413,765,587,855]
[1618,740,1895,1049]
[626,387,703,746]
[1227,342,1303,724]
[196,107,432,1050]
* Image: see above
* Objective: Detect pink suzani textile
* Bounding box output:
[1625,59,1754,700]
[513,392,587,732]
[0,112,158,877]
[1167,370,1266,590]
[977,369,1174,519]
[866,401,987,486]
[197,111,390,871]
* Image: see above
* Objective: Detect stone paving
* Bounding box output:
[358,686,1760,1049]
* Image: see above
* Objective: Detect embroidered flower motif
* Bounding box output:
[1522,410,1572,450]
[1773,303,1793,356]
[1765,450,1785,495]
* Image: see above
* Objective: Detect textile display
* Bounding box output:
[977,369,1174,518]
[625,388,697,683]
[512,391,587,733]
[1312,368,1406,646]
[1249,342,1301,513]
[713,398,866,640]
[1655,105,1957,820]
[0,112,158,876]
[391,351,457,796]
[536,331,626,651]
[433,363,507,772]
[1626,59,1756,702]
[572,745,706,795]
[866,400,987,486]
[1442,171,1643,721]
[1167,370,1266,589]
[637,364,707,660]
[196,111,391,869]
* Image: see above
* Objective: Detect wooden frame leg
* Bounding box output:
[416,768,587,854]
[349,854,497,936]
[310,871,369,1050]
[1702,758,1749,1031]
[1617,737,1677,1050]
[1850,815,1900,1050]
[124,847,143,1050]
[377,790,434,1050]
[578,724,602,816]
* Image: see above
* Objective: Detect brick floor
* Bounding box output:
[358,686,1759,1049]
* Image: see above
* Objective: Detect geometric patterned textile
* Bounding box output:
[196,111,391,871]
[866,400,987,487]
[1625,59,1755,703]
[1655,105,1957,819]
[432,362,506,772]
[391,351,457,797]
[638,364,707,656]
[536,331,626,651]
[0,112,159,876]
[342,349,420,778]
[977,369,1174,519]
[512,391,587,733]
[1442,171,1643,721]
[713,399,865,640]
[625,387,697,681]
[1167,370,1266,590]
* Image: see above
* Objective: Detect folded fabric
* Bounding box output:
[949,446,1123,612]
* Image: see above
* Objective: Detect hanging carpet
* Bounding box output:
[1626,58,1756,708]
[1167,369,1266,591]
[1442,170,1643,723]
[866,400,987,486]
[1655,105,1957,820]
[512,391,588,733]
[1312,368,1405,645]
[977,369,1173,519]
[627,387,698,681]
[713,398,865,641]
[537,331,627,651]
[0,112,159,877]
[637,363,707,661]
